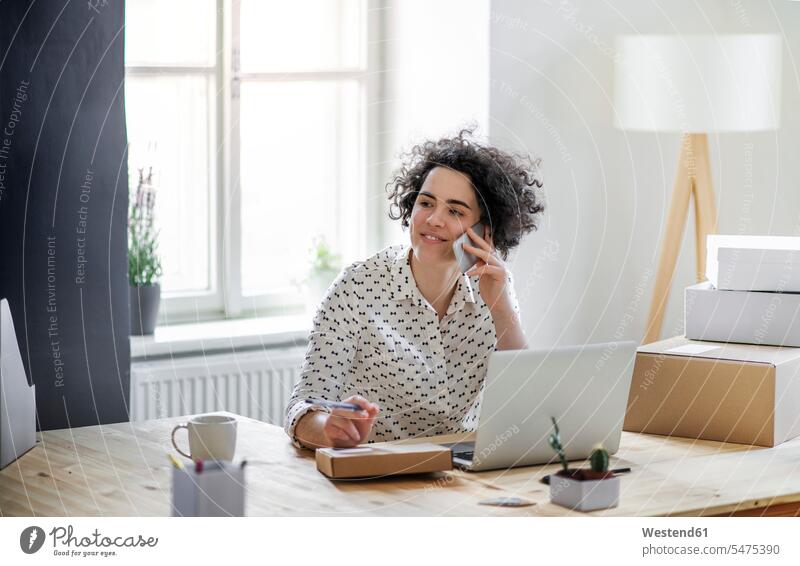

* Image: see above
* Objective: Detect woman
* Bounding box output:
[285,128,544,449]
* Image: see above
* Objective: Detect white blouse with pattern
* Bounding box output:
[284,244,520,447]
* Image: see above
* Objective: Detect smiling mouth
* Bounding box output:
[421,233,447,242]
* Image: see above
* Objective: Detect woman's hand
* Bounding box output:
[462,226,528,350]
[322,395,380,447]
[462,226,512,312]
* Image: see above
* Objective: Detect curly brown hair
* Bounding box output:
[386,126,544,260]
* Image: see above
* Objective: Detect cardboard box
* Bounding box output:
[316,442,452,479]
[624,336,800,447]
[706,234,800,292]
[685,282,800,347]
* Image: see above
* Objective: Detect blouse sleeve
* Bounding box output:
[284,267,363,448]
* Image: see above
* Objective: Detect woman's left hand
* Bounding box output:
[462,226,512,313]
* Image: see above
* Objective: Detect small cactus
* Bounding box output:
[548,416,569,473]
[590,446,609,473]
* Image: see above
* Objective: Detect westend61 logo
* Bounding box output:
[19,525,158,558]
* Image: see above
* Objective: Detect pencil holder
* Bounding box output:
[171,461,246,517]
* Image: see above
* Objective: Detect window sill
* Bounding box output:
[130,314,311,361]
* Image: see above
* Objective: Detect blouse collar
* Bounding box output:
[389,245,476,315]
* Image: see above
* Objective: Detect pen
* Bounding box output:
[195,459,227,474]
[306,398,366,412]
[167,453,184,470]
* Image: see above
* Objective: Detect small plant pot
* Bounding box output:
[549,469,620,511]
[305,268,340,318]
[130,283,161,336]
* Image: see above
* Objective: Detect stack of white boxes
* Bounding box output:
[623,235,800,447]
[685,235,800,347]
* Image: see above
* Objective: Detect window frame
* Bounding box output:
[125,0,385,324]
[124,53,222,320]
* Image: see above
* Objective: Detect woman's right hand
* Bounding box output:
[322,395,380,447]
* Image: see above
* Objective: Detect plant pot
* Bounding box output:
[305,268,341,318]
[130,283,161,336]
[549,469,620,511]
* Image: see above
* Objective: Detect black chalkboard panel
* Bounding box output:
[0,0,130,430]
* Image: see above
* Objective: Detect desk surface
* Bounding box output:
[2,412,800,516]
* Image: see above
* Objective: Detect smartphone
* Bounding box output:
[453,221,485,273]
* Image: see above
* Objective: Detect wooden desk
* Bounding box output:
[2,412,799,516]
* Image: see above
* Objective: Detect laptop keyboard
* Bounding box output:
[445,441,476,462]
[454,450,474,461]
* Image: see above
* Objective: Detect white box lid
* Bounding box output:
[708,235,800,264]
[706,235,800,286]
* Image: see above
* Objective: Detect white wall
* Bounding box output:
[377,0,491,248]
[490,0,800,347]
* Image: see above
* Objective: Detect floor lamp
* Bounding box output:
[613,34,782,344]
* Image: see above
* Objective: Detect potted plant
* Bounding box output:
[129,167,162,336]
[547,416,620,511]
[303,236,342,317]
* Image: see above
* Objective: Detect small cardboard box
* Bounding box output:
[706,234,800,292]
[685,282,800,347]
[624,336,800,447]
[316,442,452,479]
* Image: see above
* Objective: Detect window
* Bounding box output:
[125,0,370,322]
[125,0,218,311]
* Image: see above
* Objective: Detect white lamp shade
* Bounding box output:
[614,34,782,132]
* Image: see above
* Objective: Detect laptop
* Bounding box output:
[445,341,637,472]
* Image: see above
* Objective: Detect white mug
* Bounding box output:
[171,414,237,461]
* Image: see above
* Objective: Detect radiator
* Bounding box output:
[130,347,307,425]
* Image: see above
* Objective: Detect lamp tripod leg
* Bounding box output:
[642,135,695,345]
[690,133,718,283]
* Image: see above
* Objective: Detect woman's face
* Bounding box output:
[409,166,482,266]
